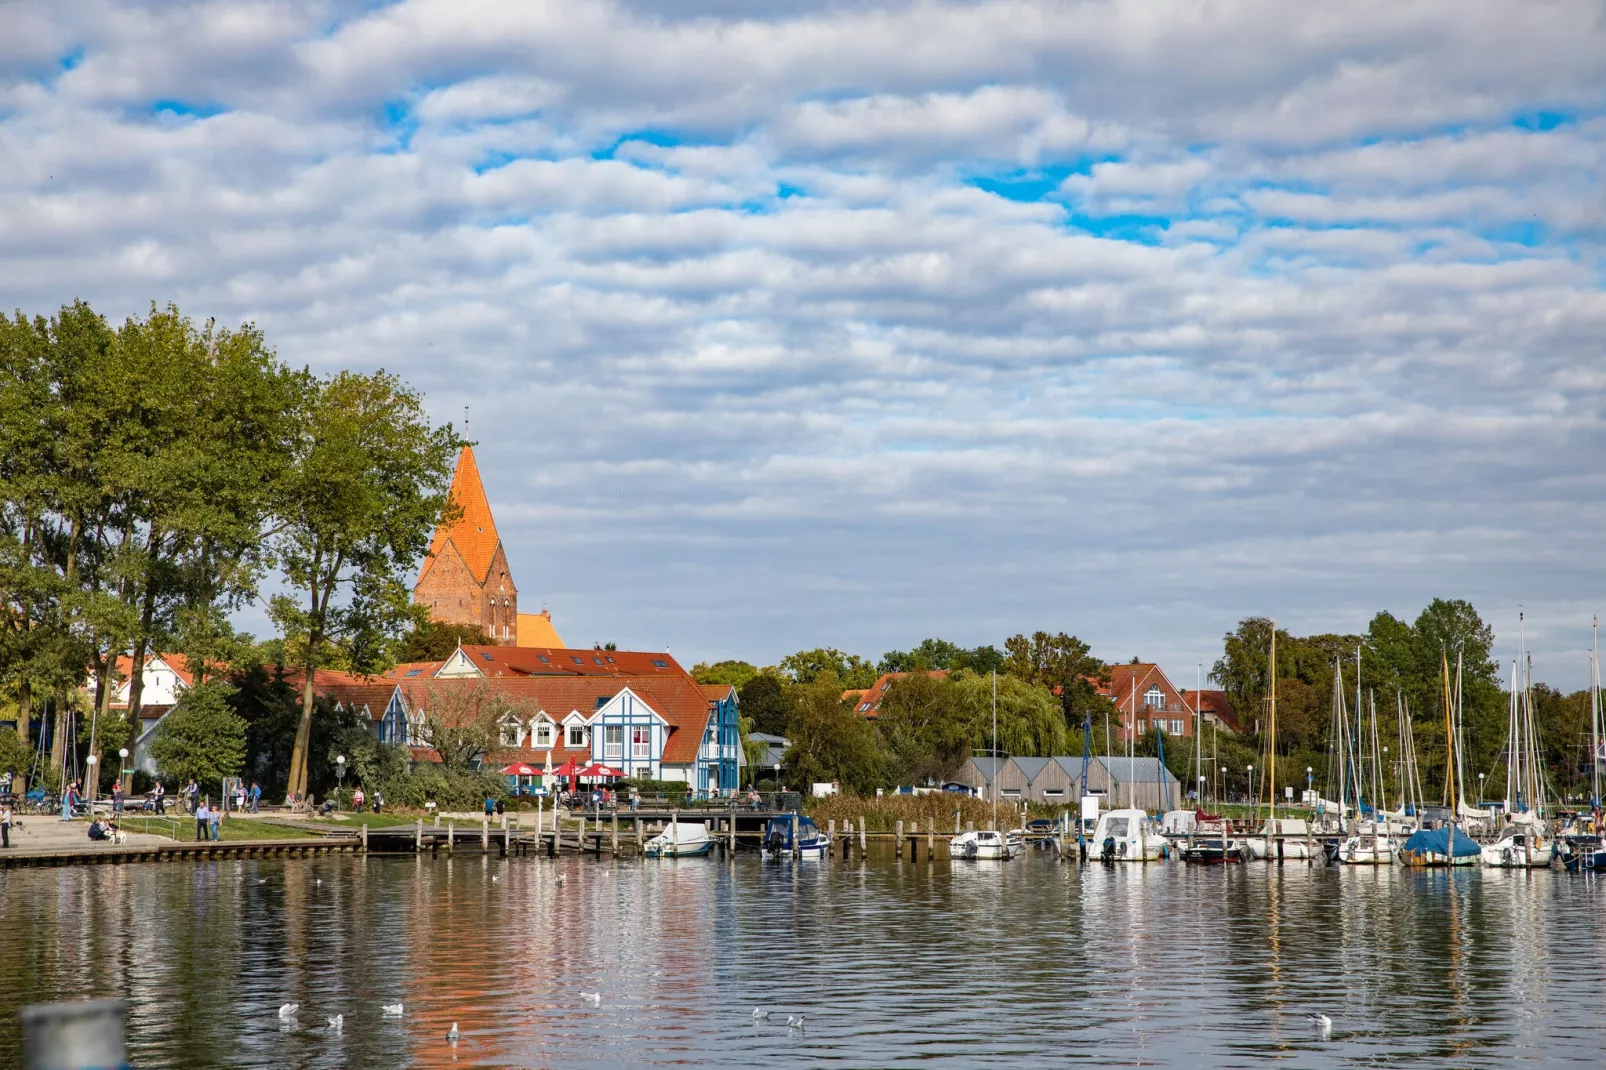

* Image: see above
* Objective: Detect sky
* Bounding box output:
[3,1,1604,689]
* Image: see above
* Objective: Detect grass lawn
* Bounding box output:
[209,818,320,842]
[264,811,417,831]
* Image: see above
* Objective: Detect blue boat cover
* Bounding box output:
[1402,826,1480,857]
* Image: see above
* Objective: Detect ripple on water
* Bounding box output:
[1,853,1604,1067]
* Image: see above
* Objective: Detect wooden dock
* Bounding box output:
[0,837,363,870]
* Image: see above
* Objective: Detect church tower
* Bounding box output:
[414,445,522,645]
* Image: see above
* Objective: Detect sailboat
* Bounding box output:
[1335,650,1397,865]
[955,671,1021,860]
[1401,652,1480,867]
[1561,617,1606,872]
[1482,617,1554,868]
[1247,625,1312,860]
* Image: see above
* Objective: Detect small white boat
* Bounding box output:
[643,821,714,858]
[952,829,1021,860]
[1480,821,1554,869]
[1093,808,1165,862]
[1244,817,1315,860]
[1335,828,1398,865]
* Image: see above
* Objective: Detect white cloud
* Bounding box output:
[3,0,1605,686]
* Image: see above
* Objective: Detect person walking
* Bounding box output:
[112,783,125,816]
[154,781,166,814]
[484,795,495,819]
[248,781,261,814]
[353,786,366,812]
[209,802,222,842]
[195,798,210,841]
[183,779,199,815]
[1,801,13,848]
[372,789,384,814]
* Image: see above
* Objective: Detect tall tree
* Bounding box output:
[778,648,878,689]
[877,672,970,784]
[394,618,492,663]
[737,674,791,736]
[149,680,247,792]
[783,676,885,792]
[1003,631,1106,727]
[270,371,459,800]
[952,670,1068,758]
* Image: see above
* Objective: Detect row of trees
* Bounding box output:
[0,302,460,799]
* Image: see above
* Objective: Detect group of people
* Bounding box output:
[193,798,224,841]
[87,816,125,844]
[558,786,640,813]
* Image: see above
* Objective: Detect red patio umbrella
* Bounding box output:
[581,763,622,779]
[500,762,540,777]
[550,759,587,779]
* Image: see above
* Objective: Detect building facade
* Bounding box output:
[1099,663,1200,742]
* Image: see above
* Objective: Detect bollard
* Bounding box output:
[361,823,368,853]
[416,818,423,852]
[859,820,867,855]
[21,998,126,1070]
[896,820,904,860]
[611,812,619,856]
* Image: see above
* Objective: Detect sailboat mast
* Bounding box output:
[1371,690,1387,815]
[1269,624,1277,821]
[1195,661,1203,809]
[992,669,998,831]
[1354,645,1363,815]
[1441,651,1456,815]
[1453,650,1466,812]
[1592,616,1601,815]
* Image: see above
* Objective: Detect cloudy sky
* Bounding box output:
[4,1,1604,687]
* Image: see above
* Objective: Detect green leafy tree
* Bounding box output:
[1003,631,1106,727]
[876,672,970,784]
[394,618,492,663]
[414,678,535,770]
[779,648,878,689]
[0,725,28,781]
[879,639,1006,675]
[149,681,247,791]
[783,676,886,792]
[691,660,758,688]
[737,674,792,736]
[270,371,459,800]
[952,670,1067,758]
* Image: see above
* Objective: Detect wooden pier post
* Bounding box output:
[448,821,455,854]
[728,814,736,855]
[670,813,679,854]
[791,812,800,859]
[361,824,368,853]
[635,815,643,853]
[434,813,440,828]
[481,819,489,852]
[928,826,935,861]
[966,820,974,833]
[828,819,836,860]
[858,820,867,855]
[842,820,852,860]
[502,823,509,857]
[611,812,619,856]
[580,814,588,855]
[415,818,423,852]
[910,822,919,862]
[896,820,904,860]
[954,811,961,835]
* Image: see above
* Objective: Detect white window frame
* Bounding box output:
[567,725,587,749]
[533,721,554,749]
[604,725,623,759]
[1170,719,1184,736]
[632,726,650,760]
[1145,686,1164,710]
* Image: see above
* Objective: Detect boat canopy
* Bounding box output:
[1402,826,1480,858]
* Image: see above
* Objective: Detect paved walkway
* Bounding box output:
[2,814,173,853]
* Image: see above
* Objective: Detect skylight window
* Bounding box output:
[651,659,667,668]
[593,657,603,665]
[405,669,423,677]
[571,656,583,664]
[538,655,550,663]
[481,653,494,661]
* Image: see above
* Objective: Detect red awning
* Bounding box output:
[550,760,587,778]
[582,763,622,779]
[501,763,540,777]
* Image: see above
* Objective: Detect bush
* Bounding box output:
[617,778,689,802]
[377,765,507,811]
[806,792,1016,832]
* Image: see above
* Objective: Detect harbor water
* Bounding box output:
[1,852,1602,1067]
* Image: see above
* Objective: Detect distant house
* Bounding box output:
[957,754,1182,810]
[1187,689,1242,735]
[101,653,195,777]
[950,756,1011,800]
[844,671,949,719]
[1097,664,1200,742]
[748,732,790,780]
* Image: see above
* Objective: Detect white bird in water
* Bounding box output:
[257,878,269,885]
[314,878,322,886]
[751,1008,769,1020]
[1305,1013,1332,1032]
[381,1003,404,1017]
[446,1022,460,1043]
[278,1003,299,1019]
[327,1014,343,1032]
[554,873,567,885]
[787,1015,805,1029]
[581,992,601,1004]
[491,875,499,882]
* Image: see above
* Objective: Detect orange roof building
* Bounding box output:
[846,671,949,719]
[414,445,564,648]
[1096,663,1198,741]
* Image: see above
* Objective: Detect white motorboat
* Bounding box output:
[1093,808,1165,862]
[643,821,715,858]
[1335,826,1398,865]
[1479,819,1554,869]
[953,828,1021,860]
[1244,817,1315,860]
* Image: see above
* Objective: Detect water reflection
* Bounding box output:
[2,855,1603,1067]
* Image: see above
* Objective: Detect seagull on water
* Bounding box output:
[382,1003,404,1017]
[555,873,567,885]
[446,1022,460,1043]
[751,1009,769,1020]
[278,1003,299,1019]
[327,1014,343,1032]
[581,992,601,1004]
[1305,1013,1332,1032]
[491,875,499,882]
[787,1015,805,1030]
[257,878,269,885]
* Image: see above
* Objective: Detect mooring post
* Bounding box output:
[828,819,836,859]
[927,825,935,860]
[434,813,440,828]
[910,822,919,862]
[447,821,454,854]
[481,819,488,852]
[728,814,736,854]
[792,812,800,859]
[635,815,643,852]
[579,814,588,854]
[842,820,851,860]
[954,811,961,835]
[502,822,509,857]
[858,819,867,855]
[415,818,423,852]
[361,824,368,853]
[966,820,974,833]
[671,814,679,854]
[611,812,619,855]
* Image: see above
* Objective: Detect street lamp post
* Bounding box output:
[119,748,130,792]
[1197,774,1205,806]
[1246,764,1254,806]
[335,755,347,809]
[85,755,97,804]
[1219,766,1227,806]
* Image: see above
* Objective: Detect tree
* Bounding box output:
[0,725,28,781]
[783,676,885,792]
[737,674,792,736]
[778,648,878,689]
[879,638,1005,675]
[270,371,459,800]
[414,678,534,770]
[876,672,970,784]
[394,618,492,663]
[1002,631,1105,726]
[691,660,759,688]
[952,670,1067,758]
[149,680,247,790]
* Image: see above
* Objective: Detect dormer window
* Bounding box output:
[534,722,554,748]
[567,725,587,748]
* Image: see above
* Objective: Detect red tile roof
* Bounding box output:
[1191,689,1243,734]
[846,671,948,719]
[454,645,688,679]
[109,652,195,700]
[424,446,502,584]
[321,683,401,722]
